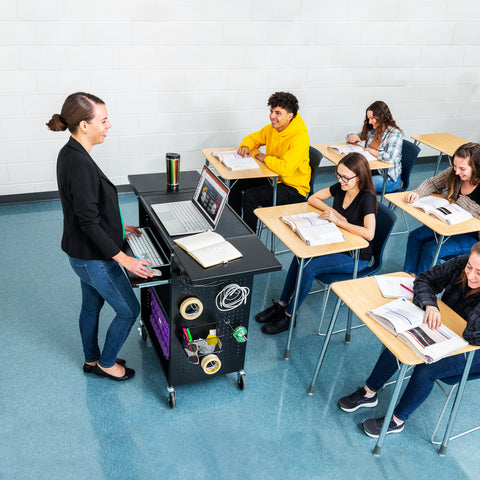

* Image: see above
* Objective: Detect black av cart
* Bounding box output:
[127,172,281,408]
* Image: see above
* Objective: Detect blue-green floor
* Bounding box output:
[2,162,479,480]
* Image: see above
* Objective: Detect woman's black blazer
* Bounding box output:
[56,137,124,260]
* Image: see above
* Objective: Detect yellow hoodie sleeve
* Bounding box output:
[239,126,268,151]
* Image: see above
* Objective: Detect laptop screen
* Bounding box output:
[192,166,229,227]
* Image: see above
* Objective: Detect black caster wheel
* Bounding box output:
[237,372,246,391]
[141,324,148,341]
[168,390,176,409]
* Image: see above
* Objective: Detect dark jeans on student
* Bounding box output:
[365,348,480,421]
[403,226,478,275]
[68,256,140,368]
[228,178,305,231]
[280,254,370,316]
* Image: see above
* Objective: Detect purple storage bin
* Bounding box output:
[149,288,170,359]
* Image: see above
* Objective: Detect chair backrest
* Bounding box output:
[398,139,421,192]
[307,146,323,198]
[368,202,397,272]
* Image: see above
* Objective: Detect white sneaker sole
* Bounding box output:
[338,398,378,412]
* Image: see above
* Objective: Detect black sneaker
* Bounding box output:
[255,301,285,324]
[362,416,405,438]
[261,312,292,335]
[338,387,378,412]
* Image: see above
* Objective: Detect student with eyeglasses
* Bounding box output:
[255,152,377,335]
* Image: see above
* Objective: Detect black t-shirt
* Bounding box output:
[329,182,377,261]
[465,182,480,204]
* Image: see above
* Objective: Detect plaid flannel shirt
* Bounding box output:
[365,126,403,182]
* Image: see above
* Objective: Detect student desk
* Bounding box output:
[128,175,281,408]
[312,143,393,201]
[254,202,368,360]
[411,133,468,176]
[307,273,478,456]
[385,191,480,268]
[202,147,280,249]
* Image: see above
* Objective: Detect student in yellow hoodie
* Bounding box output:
[229,92,310,231]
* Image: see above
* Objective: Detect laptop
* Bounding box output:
[151,166,229,236]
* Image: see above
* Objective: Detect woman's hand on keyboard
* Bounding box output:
[113,251,154,278]
[125,225,142,236]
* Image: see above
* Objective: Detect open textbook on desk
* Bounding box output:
[280,211,345,246]
[367,298,467,363]
[411,196,473,225]
[328,144,376,162]
[211,150,260,171]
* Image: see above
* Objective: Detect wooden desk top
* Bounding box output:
[385,191,480,236]
[201,147,279,180]
[312,142,394,171]
[254,202,368,259]
[331,273,477,366]
[410,133,468,157]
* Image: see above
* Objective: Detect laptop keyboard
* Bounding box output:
[169,201,211,231]
[126,228,165,267]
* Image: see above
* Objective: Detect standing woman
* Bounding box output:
[347,100,403,193]
[256,152,377,335]
[47,92,154,381]
[403,142,480,275]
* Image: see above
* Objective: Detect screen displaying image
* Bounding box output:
[194,168,228,222]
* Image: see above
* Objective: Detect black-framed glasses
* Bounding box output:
[335,172,358,183]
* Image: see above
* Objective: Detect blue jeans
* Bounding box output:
[372,173,401,194]
[403,226,478,275]
[68,257,140,368]
[280,254,369,316]
[366,348,480,421]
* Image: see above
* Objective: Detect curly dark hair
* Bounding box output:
[446,142,480,200]
[267,92,299,117]
[360,100,402,141]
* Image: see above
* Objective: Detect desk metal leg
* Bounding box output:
[438,350,475,456]
[373,362,409,456]
[431,234,445,268]
[434,152,443,176]
[345,250,360,344]
[380,170,388,203]
[270,179,278,252]
[283,257,305,360]
[308,297,342,395]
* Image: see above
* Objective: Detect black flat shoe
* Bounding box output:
[255,301,286,323]
[93,364,135,382]
[261,313,294,335]
[83,358,126,373]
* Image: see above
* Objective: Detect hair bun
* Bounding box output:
[46,113,67,132]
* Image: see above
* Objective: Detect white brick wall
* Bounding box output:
[0,0,479,195]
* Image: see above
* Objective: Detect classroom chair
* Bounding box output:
[388,139,421,235]
[430,373,480,446]
[315,202,396,339]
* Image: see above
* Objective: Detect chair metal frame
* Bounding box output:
[315,202,397,340]
[430,374,480,445]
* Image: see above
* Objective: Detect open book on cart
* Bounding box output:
[328,144,376,162]
[411,196,473,225]
[367,298,467,363]
[211,150,260,171]
[280,211,345,246]
[174,231,242,268]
